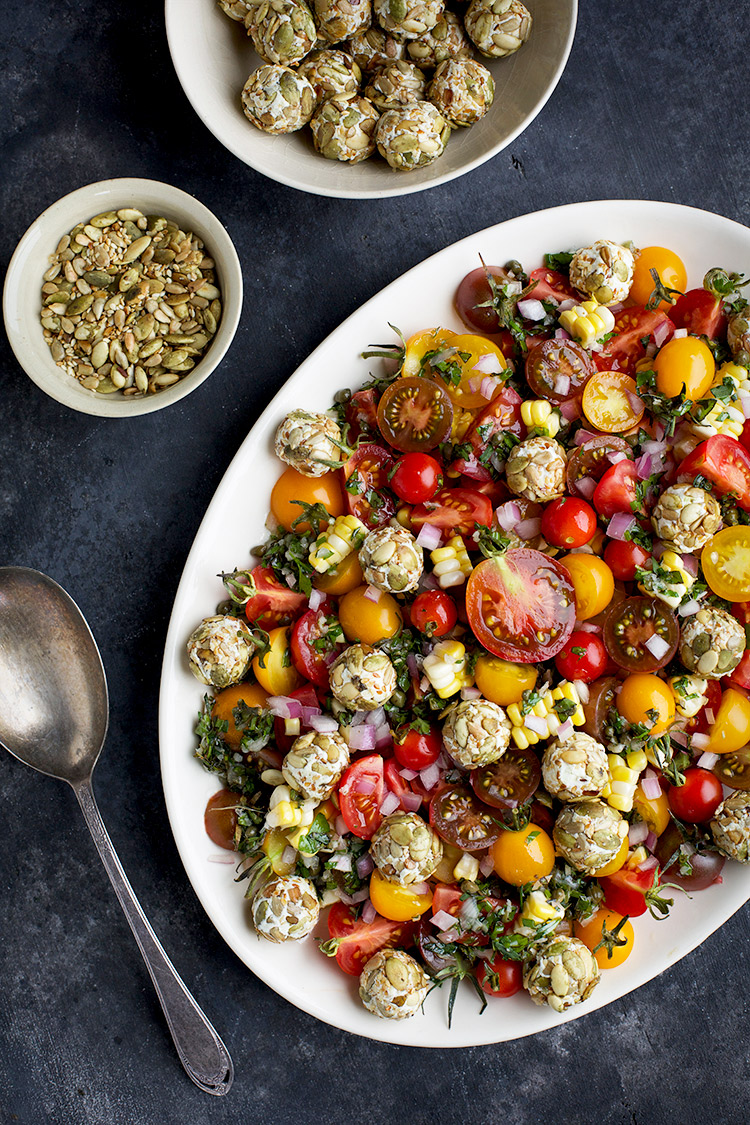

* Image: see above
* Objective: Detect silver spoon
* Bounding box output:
[0,566,233,1096]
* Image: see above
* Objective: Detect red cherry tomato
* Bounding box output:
[554,629,610,682]
[667,768,724,824]
[455,265,514,333]
[338,755,385,839]
[595,306,674,375]
[393,725,442,771]
[290,602,343,688]
[411,485,493,539]
[383,758,421,810]
[409,590,458,638]
[344,388,379,442]
[326,902,416,976]
[342,443,396,529]
[678,435,750,511]
[527,267,577,302]
[448,387,526,481]
[389,452,443,503]
[670,288,727,340]
[603,538,652,581]
[599,866,657,918]
[272,683,321,752]
[377,376,453,453]
[540,496,597,548]
[475,953,523,998]
[593,460,641,518]
[243,564,307,630]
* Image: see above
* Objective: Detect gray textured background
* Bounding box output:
[2,2,749,1123]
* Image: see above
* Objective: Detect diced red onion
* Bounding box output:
[673,328,688,339]
[644,634,670,660]
[517,298,547,321]
[380,791,400,816]
[364,707,386,727]
[461,686,482,700]
[642,438,668,458]
[704,708,716,726]
[438,926,461,942]
[517,517,542,539]
[416,522,443,550]
[574,429,601,447]
[670,728,689,747]
[645,341,657,359]
[400,791,423,813]
[350,887,371,904]
[406,653,420,680]
[308,588,325,611]
[479,854,495,877]
[525,714,549,736]
[553,373,571,396]
[739,390,750,419]
[348,724,377,751]
[374,724,392,750]
[557,298,577,312]
[697,750,719,769]
[559,397,579,421]
[628,820,649,847]
[356,853,375,879]
[282,845,296,867]
[473,352,504,374]
[467,375,482,394]
[364,584,380,603]
[637,854,659,873]
[607,450,629,465]
[653,420,666,441]
[627,391,645,414]
[495,501,522,531]
[556,718,574,740]
[635,452,656,479]
[681,552,699,577]
[362,899,377,924]
[691,732,710,751]
[335,815,349,836]
[480,375,498,400]
[411,881,430,896]
[284,572,297,589]
[458,896,482,930]
[645,830,657,852]
[678,599,701,617]
[575,475,597,499]
[399,767,418,781]
[419,763,440,790]
[640,775,662,800]
[419,571,440,591]
[554,328,572,341]
[419,675,430,693]
[607,512,637,541]
[308,714,338,734]
[653,320,671,348]
[431,909,458,931]
[267,696,303,720]
[301,704,322,724]
[207,853,235,865]
[432,347,457,365]
[350,710,367,726]
[332,853,353,872]
[576,621,602,634]
[572,679,590,704]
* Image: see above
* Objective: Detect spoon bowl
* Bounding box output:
[0,566,233,1095]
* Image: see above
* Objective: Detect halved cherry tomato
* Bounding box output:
[338,754,385,839]
[384,758,418,809]
[326,901,415,975]
[713,746,750,791]
[540,496,597,548]
[600,865,656,917]
[430,785,500,851]
[554,630,609,682]
[369,868,433,921]
[670,288,727,340]
[574,909,634,969]
[253,626,303,696]
[653,335,715,400]
[466,548,576,662]
[455,266,514,333]
[393,725,442,771]
[449,386,526,481]
[701,526,750,601]
[431,883,463,916]
[212,681,269,749]
[678,435,750,511]
[582,370,645,432]
[475,953,523,998]
[525,338,595,401]
[704,686,750,755]
[243,565,307,629]
[595,306,674,375]
[402,327,456,377]
[473,653,537,705]
[654,823,725,891]
[490,823,555,885]
[590,834,629,878]
[314,549,364,596]
[593,460,641,518]
[270,467,344,532]
[470,746,541,811]
[344,388,379,442]
[432,334,508,410]
[603,538,652,581]
[377,375,453,452]
[409,589,457,637]
[527,266,578,303]
[411,485,492,539]
[581,674,619,739]
[561,554,615,621]
[629,246,687,310]
[290,602,343,688]
[617,672,675,735]
[389,452,443,503]
[338,585,402,644]
[602,596,679,672]
[204,789,240,851]
[343,443,395,529]
[667,767,723,823]
[566,436,632,498]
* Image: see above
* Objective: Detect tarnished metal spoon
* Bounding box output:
[0,567,233,1096]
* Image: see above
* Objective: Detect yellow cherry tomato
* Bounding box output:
[574,909,635,970]
[314,550,364,596]
[633,781,670,837]
[491,823,555,886]
[402,328,507,410]
[445,334,508,409]
[561,553,615,620]
[270,467,344,532]
[368,868,433,921]
[212,681,269,749]
[252,626,303,695]
[338,584,402,644]
[616,673,675,735]
[402,327,457,377]
[589,834,629,878]
[701,526,750,602]
[432,841,465,884]
[262,828,297,875]
[473,653,538,706]
[581,370,645,433]
[629,246,687,310]
[653,336,715,401]
[705,687,750,755]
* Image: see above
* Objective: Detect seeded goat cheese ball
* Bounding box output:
[505,436,567,503]
[282,730,350,800]
[542,732,609,803]
[310,93,381,161]
[359,524,424,592]
[669,673,709,718]
[407,10,472,68]
[359,949,430,1019]
[365,60,427,110]
[678,606,746,678]
[428,57,494,127]
[274,409,342,475]
[464,0,531,59]
[442,699,511,769]
[651,484,722,554]
[553,800,628,874]
[297,49,362,103]
[568,239,636,306]
[249,0,317,64]
[371,811,443,884]
[523,936,600,1013]
[710,792,750,863]
[242,65,316,133]
[186,616,257,689]
[329,643,397,709]
[348,26,407,71]
[314,0,372,42]
[218,0,254,20]
[374,0,445,40]
[376,100,451,169]
[252,876,320,942]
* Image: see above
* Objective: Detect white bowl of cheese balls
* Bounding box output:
[166,0,577,198]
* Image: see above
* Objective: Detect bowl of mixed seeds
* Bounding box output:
[3,178,242,417]
[166,0,577,198]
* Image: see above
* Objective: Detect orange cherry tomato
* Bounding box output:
[270,467,344,532]
[338,585,402,644]
[212,682,269,749]
[473,653,538,706]
[582,370,645,433]
[314,550,364,596]
[701,526,750,602]
[589,834,629,878]
[574,909,635,969]
[368,868,433,921]
[705,686,750,755]
[490,823,555,885]
[629,246,687,310]
[561,553,615,620]
[616,673,675,735]
[653,336,715,401]
[633,781,670,837]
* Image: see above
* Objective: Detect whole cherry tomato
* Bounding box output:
[389,452,443,504]
[540,496,597,548]
[554,630,609,682]
[393,725,442,771]
[667,768,724,823]
[409,590,458,638]
[603,538,652,581]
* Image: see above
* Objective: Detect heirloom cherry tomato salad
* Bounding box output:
[187,238,750,1025]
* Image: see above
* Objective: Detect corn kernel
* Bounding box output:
[309,514,367,573]
[559,300,616,349]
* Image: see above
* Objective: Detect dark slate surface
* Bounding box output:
[1,2,749,1123]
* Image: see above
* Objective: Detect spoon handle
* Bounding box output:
[73,778,234,1096]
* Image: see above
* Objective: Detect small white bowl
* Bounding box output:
[165,0,578,200]
[3,178,243,418]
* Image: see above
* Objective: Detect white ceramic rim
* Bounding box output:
[159,199,750,1046]
[164,0,578,200]
[2,177,243,418]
